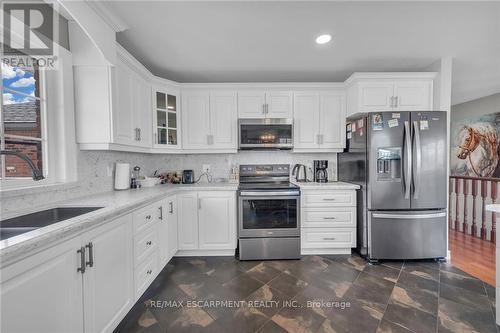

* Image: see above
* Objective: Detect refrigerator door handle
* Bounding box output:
[404,121,412,199]
[372,212,447,219]
[413,120,422,199]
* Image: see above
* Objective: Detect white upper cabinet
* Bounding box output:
[153,86,181,150]
[75,45,153,152]
[181,90,211,149]
[346,73,436,117]
[293,90,346,152]
[182,89,237,151]
[210,91,238,149]
[238,90,292,118]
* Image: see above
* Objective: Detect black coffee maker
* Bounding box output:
[313,160,328,183]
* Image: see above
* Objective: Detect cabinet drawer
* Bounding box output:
[302,191,356,207]
[133,203,161,234]
[134,252,158,298]
[134,225,158,266]
[301,228,356,248]
[302,208,356,228]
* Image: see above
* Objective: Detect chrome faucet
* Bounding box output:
[0,150,45,181]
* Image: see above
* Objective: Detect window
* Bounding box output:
[1,62,47,182]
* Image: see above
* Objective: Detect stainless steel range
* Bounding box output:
[238,164,301,260]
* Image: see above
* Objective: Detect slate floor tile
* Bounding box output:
[246,262,283,284]
[390,271,438,315]
[363,264,401,283]
[212,305,270,333]
[245,285,290,317]
[440,270,486,295]
[326,300,383,333]
[222,274,264,299]
[439,282,492,311]
[267,272,308,298]
[383,302,436,333]
[402,262,440,281]
[293,283,343,318]
[376,319,414,333]
[256,319,289,333]
[438,297,498,333]
[271,305,325,333]
[158,307,224,333]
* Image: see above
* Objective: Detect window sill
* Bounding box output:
[0,181,80,199]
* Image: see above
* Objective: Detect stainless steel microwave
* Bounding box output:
[238,118,293,150]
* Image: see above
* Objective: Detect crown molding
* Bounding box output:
[85,0,128,32]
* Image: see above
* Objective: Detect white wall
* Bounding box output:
[451,93,500,121]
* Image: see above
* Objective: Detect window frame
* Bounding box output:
[1,66,50,188]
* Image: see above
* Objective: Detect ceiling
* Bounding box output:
[103,1,500,105]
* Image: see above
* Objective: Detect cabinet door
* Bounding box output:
[177,192,199,250]
[113,61,135,146]
[133,75,152,148]
[1,237,84,333]
[210,91,237,149]
[394,80,433,111]
[157,199,170,267]
[293,92,320,149]
[154,88,180,149]
[266,91,293,118]
[83,215,134,333]
[198,192,236,250]
[181,91,211,149]
[319,92,346,149]
[166,195,179,259]
[358,82,394,112]
[238,91,266,118]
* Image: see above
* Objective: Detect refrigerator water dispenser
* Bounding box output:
[377,147,401,181]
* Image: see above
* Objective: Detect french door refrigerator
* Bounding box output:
[338,111,447,262]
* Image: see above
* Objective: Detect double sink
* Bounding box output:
[0,207,103,241]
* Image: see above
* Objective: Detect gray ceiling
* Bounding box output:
[105,1,500,105]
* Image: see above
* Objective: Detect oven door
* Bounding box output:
[238,191,300,238]
[239,119,293,150]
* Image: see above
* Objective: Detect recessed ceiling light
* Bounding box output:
[315,34,332,45]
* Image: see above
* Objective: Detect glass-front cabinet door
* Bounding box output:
[153,88,180,149]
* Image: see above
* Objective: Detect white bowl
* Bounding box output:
[138,177,159,188]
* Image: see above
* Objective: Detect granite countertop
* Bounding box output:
[292,181,360,190]
[0,182,238,267]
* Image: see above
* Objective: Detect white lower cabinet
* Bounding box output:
[158,194,178,267]
[198,192,236,250]
[0,214,134,333]
[1,237,84,333]
[82,217,134,333]
[178,191,237,253]
[301,189,357,255]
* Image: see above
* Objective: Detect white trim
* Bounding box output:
[301,248,352,255]
[175,249,236,257]
[344,72,438,86]
[85,0,128,32]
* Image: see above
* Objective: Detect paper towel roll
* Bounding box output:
[114,163,130,190]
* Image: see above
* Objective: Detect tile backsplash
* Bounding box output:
[1,150,337,215]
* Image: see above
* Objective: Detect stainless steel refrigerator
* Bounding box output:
[338,111,447,262]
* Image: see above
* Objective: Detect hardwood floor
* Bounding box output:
[449,228,496,286]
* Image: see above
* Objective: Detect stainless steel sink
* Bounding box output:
[0,207,103,240]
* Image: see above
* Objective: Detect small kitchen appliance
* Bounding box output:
[238,164,300,260]
[291,164,308,182]
[313,160,329,183]
[182,170,194,184]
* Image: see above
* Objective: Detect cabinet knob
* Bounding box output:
[146,215,152,220]
[147,269,152,275]
[146,240,152,246]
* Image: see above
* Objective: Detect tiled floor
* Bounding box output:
[114,254,498,333]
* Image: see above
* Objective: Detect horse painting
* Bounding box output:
[455,123,500,177]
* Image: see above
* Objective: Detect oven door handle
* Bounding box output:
[239,191,300,197]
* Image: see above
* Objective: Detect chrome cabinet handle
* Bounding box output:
[147,269,152,275]
[390,96,395,108]
[138,128,141,141]
[85,242,94,268]
[77,247,86,274]
[159,206,163,220]
[146,215,152,220]
[395,96,399,108]
[169,201,174,214]
[154,132,158,144]
[316,134,320,144]
[146,240,152,246]
[262,104,265,114]
[320,134,324,145]
[323,217,336,220]
[323,237,336,241]
[323,198,336,201]
[266,103,269,114]
[198,198,202,210]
